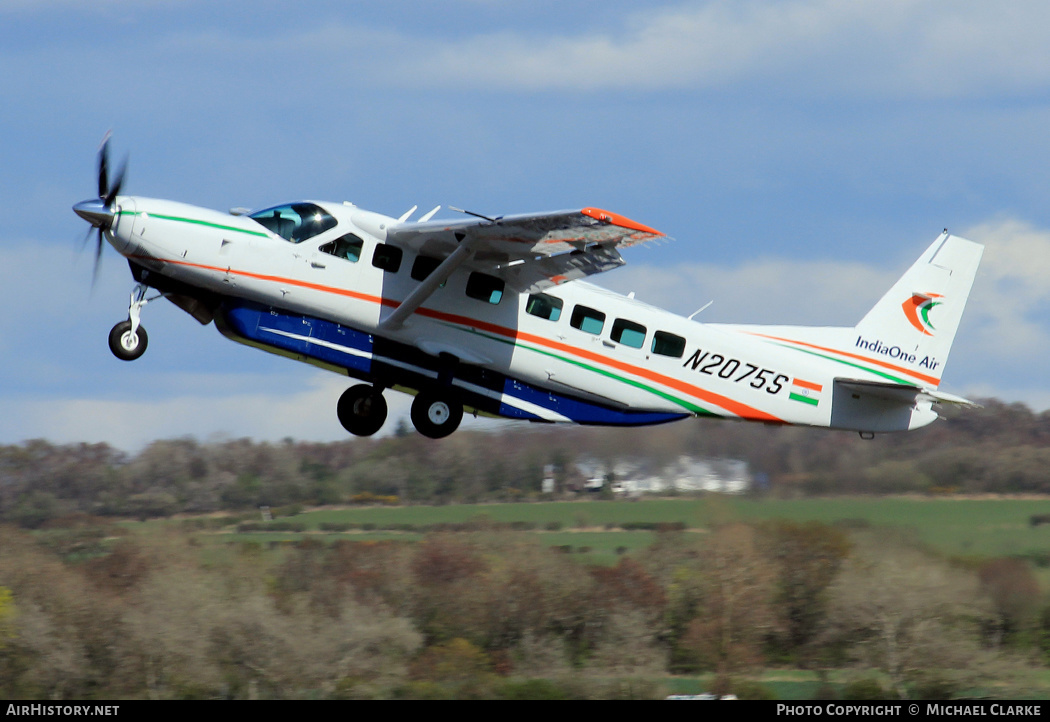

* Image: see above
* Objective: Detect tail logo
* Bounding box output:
[902,292,943,336]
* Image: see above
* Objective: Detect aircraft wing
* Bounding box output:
[386,207,666,294]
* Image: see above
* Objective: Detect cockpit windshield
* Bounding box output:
[249,202,337,243]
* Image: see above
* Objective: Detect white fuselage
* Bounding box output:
[105,196,956,432]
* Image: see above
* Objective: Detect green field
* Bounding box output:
[155,495,1050,566]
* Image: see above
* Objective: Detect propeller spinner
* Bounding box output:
[73,136,127,282]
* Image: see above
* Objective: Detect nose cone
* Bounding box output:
[73,198,114,228]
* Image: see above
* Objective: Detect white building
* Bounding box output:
[575,455,750,495]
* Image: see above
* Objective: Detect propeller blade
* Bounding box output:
[104,155,127,207]
[98,141,109,199]
[80,132,126,287]
[78,225,94,251]
[92,228,104,287]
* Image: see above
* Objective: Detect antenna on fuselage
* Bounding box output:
[419,205,441,222]
[688,301,713,321]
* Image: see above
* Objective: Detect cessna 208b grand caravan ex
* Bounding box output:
[74,140,983,439]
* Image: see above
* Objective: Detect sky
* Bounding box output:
[3,0,1050,450]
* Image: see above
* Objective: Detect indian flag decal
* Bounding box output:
[789,378,822,406]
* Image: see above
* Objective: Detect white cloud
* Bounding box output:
[604,258,895,326]
[607,217,1050,407]
[610,218,1050,342]
[0,372,420,452]
[955,217,1050,357]
[13,1,1050,101]
[365,0,1050,97]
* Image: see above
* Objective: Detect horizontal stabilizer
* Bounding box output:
[835,379,979,408]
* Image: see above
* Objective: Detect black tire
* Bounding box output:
[337,384,388,436]
[410,391,463,439]
[108,320,148,361]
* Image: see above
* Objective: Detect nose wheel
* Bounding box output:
[108,282,163,361]
[109,320,148,361]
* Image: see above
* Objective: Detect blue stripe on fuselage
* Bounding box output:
[499,377,687,426]
[219,301,375,377]
[217,300,689,428]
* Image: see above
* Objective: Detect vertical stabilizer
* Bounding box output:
[853,232,983,387]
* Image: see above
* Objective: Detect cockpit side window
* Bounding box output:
[319,234,364,262]
[372,243,403,273]
[250,203,337,243]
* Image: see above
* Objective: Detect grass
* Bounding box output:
[118,495,1050,568]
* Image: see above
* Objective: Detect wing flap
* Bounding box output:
[499,244,626,293]
[385,207,664,288]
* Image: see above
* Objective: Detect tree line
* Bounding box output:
[1,519,1044,699]
[3,398,1050,527]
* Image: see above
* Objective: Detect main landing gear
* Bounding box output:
[337,384,389,437]
[411,391,463,439]
[336,385,464,439]
[108,283,163,361]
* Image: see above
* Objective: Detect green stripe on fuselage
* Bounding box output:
[442,322,721,418]
[118,210,270,238]
[765,341,913,385]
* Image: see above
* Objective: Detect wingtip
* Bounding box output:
[581,207,664,236]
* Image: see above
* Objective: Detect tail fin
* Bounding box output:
[854,232,983,387]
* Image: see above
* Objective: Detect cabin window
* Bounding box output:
[611,318,647,349]
[526,293,563,322]
[411,255,443,282]
[571,305,606,335]
[319,234,364,262]
[249,203,337,243]
[652,331,687,358]
[466,272,504,304]
[372,243,403,273]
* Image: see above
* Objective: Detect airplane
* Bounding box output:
[73,138,984,440]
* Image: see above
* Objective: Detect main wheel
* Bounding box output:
[337,384,388,436]
[410,391,463,439]
[108,320,148,361]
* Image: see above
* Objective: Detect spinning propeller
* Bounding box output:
[73,134,127,283]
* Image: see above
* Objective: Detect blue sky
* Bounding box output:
[3,0,1050,449]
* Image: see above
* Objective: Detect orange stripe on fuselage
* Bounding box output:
[412,306,783,423]
[134,255,783,422]
[748,332,941,387]
[792,379,823,392]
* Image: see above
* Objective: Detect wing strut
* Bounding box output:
[380,239,479,331]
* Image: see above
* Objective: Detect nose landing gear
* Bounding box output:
[108,320,148,361]
[108,283,163,361]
